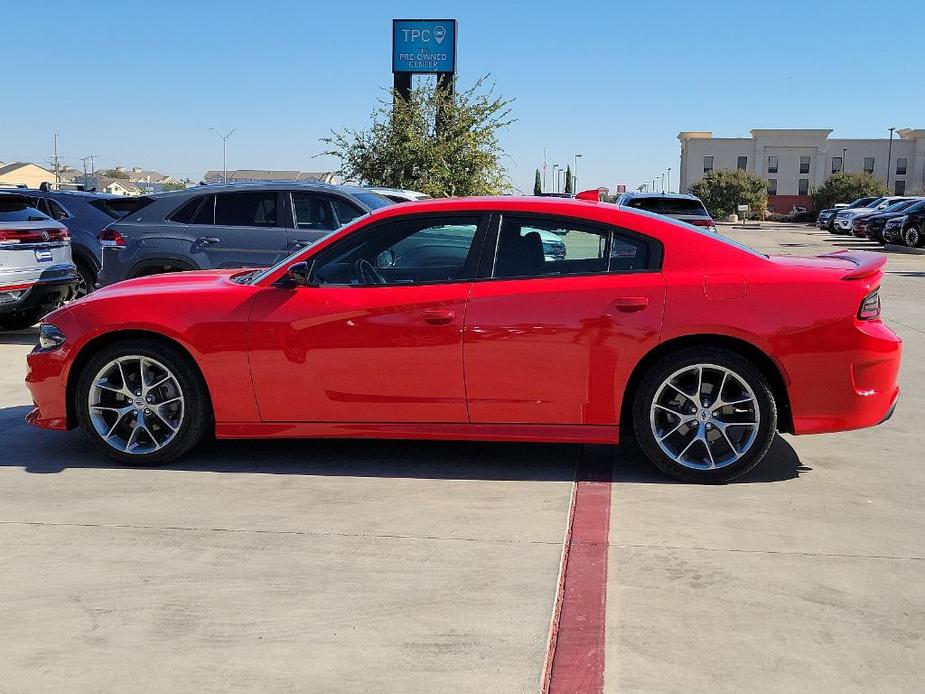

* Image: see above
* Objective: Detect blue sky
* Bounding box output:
[4,1,923,193]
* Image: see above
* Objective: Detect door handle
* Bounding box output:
[612,296,648,312]
[289,239,311,248]
[422,308,456,325]
[196,237,220,245]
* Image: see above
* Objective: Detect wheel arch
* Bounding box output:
[66,329,214,430]
[620,334,793,435]
[128,257,198,279]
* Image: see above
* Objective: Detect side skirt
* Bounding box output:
[215,421,620,445]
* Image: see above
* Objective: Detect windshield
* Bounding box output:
[848,197,876,208]
[625,197,709,216]
[881,199,917,213]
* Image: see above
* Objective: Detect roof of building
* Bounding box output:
[0,161,53,176]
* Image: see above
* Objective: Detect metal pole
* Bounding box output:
[574,154,582,192]
[667,167,672,193]
[210,128,236,184]
[887,127,895,190]
[553,164,559,193]
[53,133,60,184]
[842,148,847,173]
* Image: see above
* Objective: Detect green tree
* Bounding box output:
[161,182,186,192]
[103,168,130,180]
[812,172,888,212]
[322,76,515,197]
[689,168,768,220]
[533,168,542,195]
[564,165,573,194]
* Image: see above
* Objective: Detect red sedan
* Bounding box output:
[25,196,901,483]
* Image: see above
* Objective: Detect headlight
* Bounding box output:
[38,323,67,350]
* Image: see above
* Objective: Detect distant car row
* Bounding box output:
[818,196,925,247]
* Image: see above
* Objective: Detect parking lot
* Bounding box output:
[1,222,923,693]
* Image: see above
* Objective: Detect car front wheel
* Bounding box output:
[632,347,777,483]
[76,338,210,464]
[904,224,923,248]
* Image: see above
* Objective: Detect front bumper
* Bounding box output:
[24,308,84,430]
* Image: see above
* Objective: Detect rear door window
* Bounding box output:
[215,192,278,227]
[192,195,215,225]
[169,197,205,223]
[291,192,339,231]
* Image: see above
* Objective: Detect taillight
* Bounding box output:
[0,227,68,244]
[858,289,881,320]
[688,218,718,233]
[99,226,126,247]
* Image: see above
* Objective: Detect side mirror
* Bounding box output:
[286,261,311,286]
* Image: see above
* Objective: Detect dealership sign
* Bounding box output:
[392,19,457,73]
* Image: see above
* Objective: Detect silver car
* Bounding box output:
[616,192,717,232]
[0,192,77,330]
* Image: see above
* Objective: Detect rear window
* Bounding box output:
[90,196,152,219]
[625,197,709,216]
[353,192,394,210]
[0,197,49,222]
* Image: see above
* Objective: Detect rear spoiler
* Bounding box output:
[823,249,887,280]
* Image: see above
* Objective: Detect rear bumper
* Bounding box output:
[0,268,77,316]
[788,319,903,435]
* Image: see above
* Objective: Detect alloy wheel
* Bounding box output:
[87,355,185,454]
[649,363,760,470]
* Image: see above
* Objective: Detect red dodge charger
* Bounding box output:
[25,196,901,482]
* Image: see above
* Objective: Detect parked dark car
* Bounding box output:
[884,200,925,247]
[24,190,149,296]
[816,196,878,232]
[863,199,925,244]
[97,183,393,287]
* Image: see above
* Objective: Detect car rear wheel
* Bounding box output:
[74,259,96,299]
[76,338,210,464]
[904,224,923,248]
[632,347,777,483]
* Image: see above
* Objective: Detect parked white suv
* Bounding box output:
[833,196,911,233]
[0,192,77,330]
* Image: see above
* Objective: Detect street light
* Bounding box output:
[887,127,896,190]
[574,153,582,191]
[842,148,847,173]
[667,167,672,193]
[210,127,236,183]
[552,164,559,193]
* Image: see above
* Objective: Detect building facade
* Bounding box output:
[678,129,925,212]
[0,162,56,188]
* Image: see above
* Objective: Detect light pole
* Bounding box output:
[574,153,582,191]
[552,164,559,193]
[661,173,665,193]
[210,128,236,183]
[842,148,847,173]
[560,170,567,193]
[887,127,896,190]
[667,167,672,193]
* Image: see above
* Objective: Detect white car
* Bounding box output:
[0,192,77,330]
[365,187,431,203]
[833,196,912,233]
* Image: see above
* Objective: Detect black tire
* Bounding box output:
[904,223,923,248]
[75,338,210,465]
[631,346,777,483]
[74,259,97,299]
[0,308,46,331]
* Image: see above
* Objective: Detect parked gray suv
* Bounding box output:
[97,183,393,286]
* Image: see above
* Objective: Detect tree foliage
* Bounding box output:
[533,168,542,195]
[103,169,130,180]
[812,172,888,212]
[689,168,768,219]
[564,165,573,194]
[322,76,515,197]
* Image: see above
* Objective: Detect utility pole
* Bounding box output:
[51,133,61,185]
[887,127,896,190]
[210,128,236,183]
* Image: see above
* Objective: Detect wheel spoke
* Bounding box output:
[149,407,179,433]
[666,382,694,401]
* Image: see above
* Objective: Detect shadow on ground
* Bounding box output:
[1,405,807,484]
[0,327,38,346]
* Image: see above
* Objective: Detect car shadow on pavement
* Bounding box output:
[2,405,808,484]
[0,327,38,346]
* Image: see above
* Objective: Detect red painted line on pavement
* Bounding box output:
[542,448,613,694]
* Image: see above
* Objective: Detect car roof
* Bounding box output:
[153,181,377,198]
[619,192,701,201]
[20,188,123,200]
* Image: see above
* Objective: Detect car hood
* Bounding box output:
[86,268,244,300]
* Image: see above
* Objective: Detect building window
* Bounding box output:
[703,156,714,174]
[737,156,748,171]
[896,157,907,176]
[799,156,810,174]
[767,178,777,196]
[798,178,809,196]
[864,157,875,174]
[895,180,906,195]
[831,156,843,173]
[767,156,778,174]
